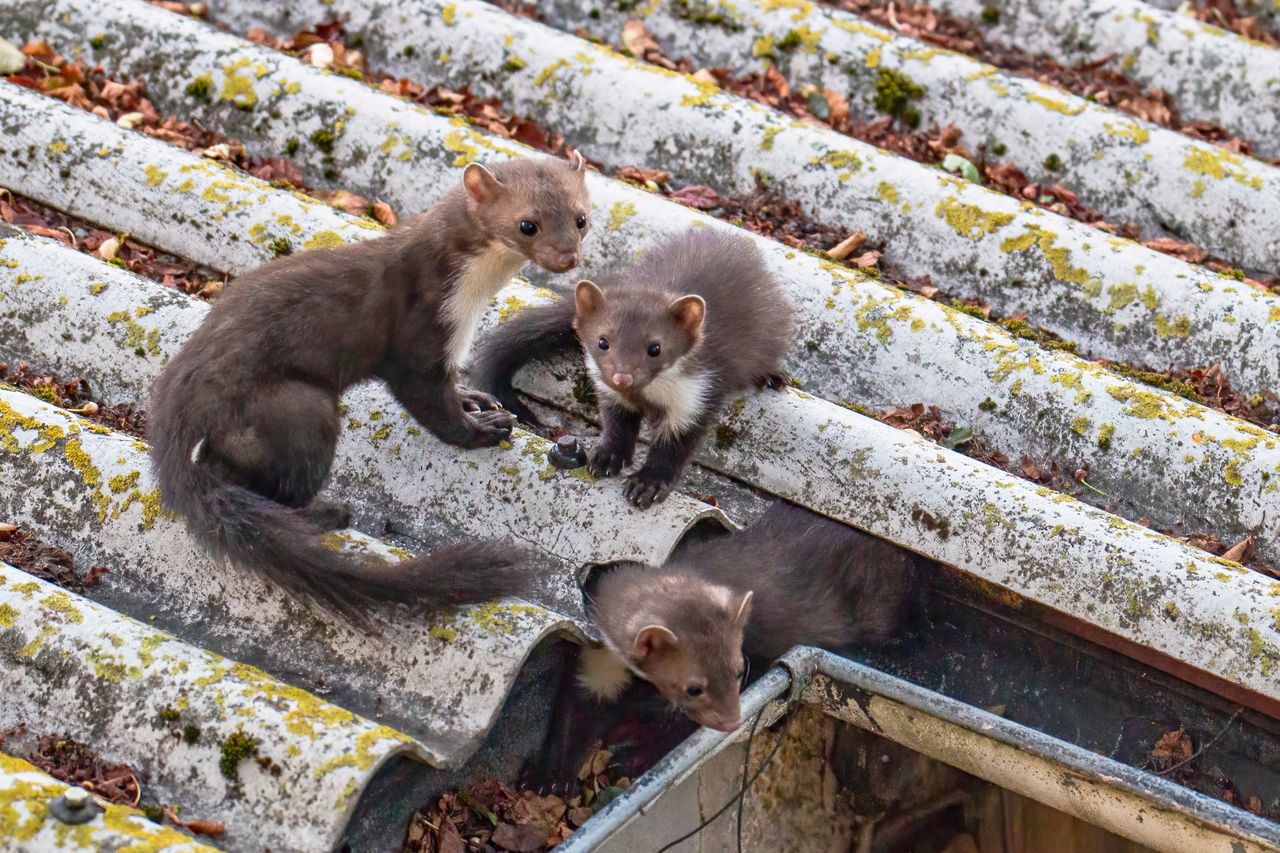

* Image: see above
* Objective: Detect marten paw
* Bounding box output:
[461,409,517,447]
[457,387,504,413]
[588,444,629,478]
[624,472,672,509]
[754,371,789,391]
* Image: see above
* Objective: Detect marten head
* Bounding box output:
[462,153,591,273]
[590,568,752,732]
[573,280,706,396]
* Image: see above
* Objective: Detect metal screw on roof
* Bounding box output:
[548,435,588,470]
[49,786,102,824]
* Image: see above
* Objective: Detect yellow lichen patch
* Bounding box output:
[876,181,898,203]
[429,624,458,643]
[0,603,17,628]
[218,58,261,110]
[442,128,483,167]
[936,197,1014,239]
[39,590,84,624]
[47,140,68,156]
[467,601,545,634]
[1183,147,1263,191]
[1107,283,1137,311]
[313,725,415,779]
[607,201,637,230]
[1102,120,1150,144]
[144,164,168,187]
[865,46,882,68]
[1106,385,1171,420]
[830,16,891,40]
[106,311,162,357]
[812,149,863,180]
[1070,417,1090,436]
[998,225,1092,286]
[1026,92,1085,115]
[442,2,456,24]
[759,126,783,151]
[302,230,344,251]
[1155,314,1192,337]
[762,0,815,20]
[534,58,569,87]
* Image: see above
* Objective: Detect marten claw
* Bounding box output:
[588,445,629,478]
[458,386,504,413]
[754,371,789,391]
[462,408,516,447]
[624,474,671,509]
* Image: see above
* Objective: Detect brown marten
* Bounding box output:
[148,156,591,620]
[578,501,925,731]
[470,228,794,508]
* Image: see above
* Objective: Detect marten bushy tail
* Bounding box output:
[153,430,534,624]
[469,294,579,426]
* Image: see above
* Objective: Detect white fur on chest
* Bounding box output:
[576,644,634,701]
[640,359,712,440]
[444,243,527,371]
[583,354,711,439]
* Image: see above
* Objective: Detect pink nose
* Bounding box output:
[611,372,633,389]
[704,715,740,733]
[556,251,578,269]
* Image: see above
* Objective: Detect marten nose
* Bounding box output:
[704,714,740,733]
[611,372,633,389]
[555,250,578,269]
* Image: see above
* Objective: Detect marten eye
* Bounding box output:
[685,685,704,697]
[647,343,661,358]
[598,337,610,351]
[576,213,587,230]
[519,220,538,236]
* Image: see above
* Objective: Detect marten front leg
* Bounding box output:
[624,400,723,509]
[387,371,516,448]
[589,402,643,477]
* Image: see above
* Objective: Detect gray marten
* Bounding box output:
[148,155,591,620]
[577,501,924,731]
[469,228,794,508]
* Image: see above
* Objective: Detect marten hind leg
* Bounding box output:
[216,380,341,509]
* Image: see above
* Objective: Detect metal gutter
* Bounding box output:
[0,752,219,852]
[564,647,1280,853]
[926,0,1280,160]
[0,561,434,852]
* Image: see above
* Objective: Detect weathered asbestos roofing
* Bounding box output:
[0,561,431,851]
[0,751,218,852]
[1,0,1279,847]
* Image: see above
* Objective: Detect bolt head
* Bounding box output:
[556,435,578,453]
[63,787,90,809]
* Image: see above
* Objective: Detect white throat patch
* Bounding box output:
[640,357,711,440]
[444,242,528,371]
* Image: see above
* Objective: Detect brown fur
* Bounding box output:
[148,156,590,621]
[470,228,795,508]
[585,501,925,729]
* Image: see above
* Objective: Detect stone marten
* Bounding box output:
[149,155,591,621]
[470,228,794,508]
[579,501,925,731]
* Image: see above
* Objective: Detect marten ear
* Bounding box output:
[668,294,706,337]
[463,163,504,206]
[575,280,607,320]
[733,591,754,627]
[632,625,679,661]
[569,149,587,176]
